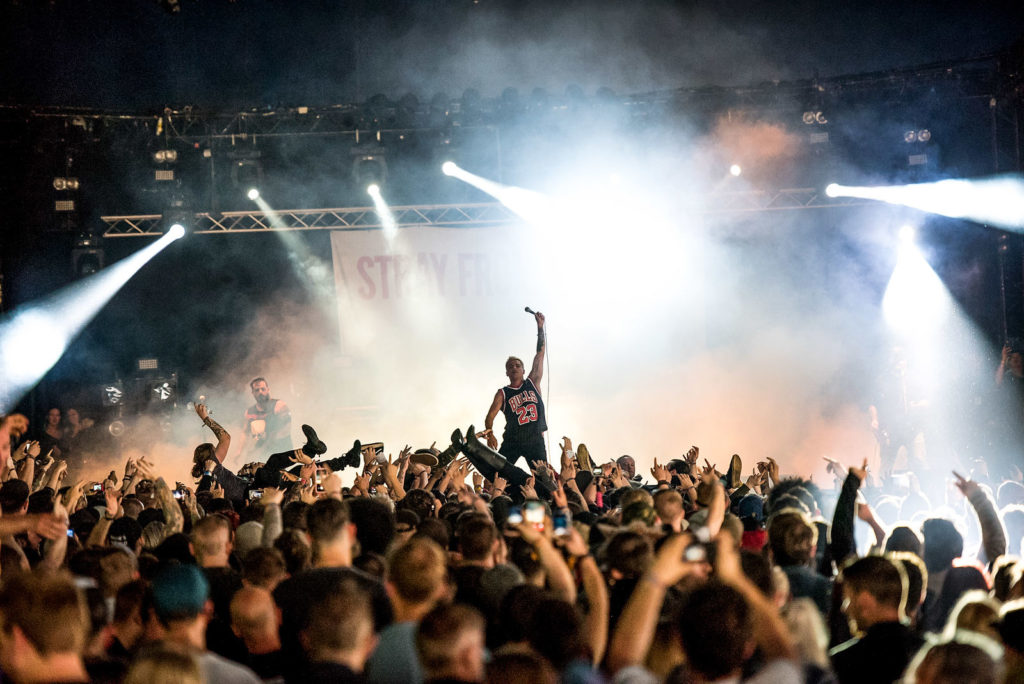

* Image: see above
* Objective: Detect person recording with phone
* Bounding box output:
[484,310,549,466]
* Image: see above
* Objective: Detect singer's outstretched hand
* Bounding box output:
[534,311,545,328]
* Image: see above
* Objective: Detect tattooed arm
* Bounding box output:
[196,403,231,464]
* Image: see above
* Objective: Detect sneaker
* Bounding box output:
[301,425,327,457]
[576,443,596,472]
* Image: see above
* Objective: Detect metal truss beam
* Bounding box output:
[100,190,873,237]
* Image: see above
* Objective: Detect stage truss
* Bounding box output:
[101,188,873,237]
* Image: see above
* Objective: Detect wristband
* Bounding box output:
[658,480,670,486]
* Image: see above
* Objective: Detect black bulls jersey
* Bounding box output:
[500,377,547,443]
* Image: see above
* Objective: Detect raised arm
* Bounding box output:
[528,311,546,385]
[484,390,504,450]
[955,472,1007,566]
[196,403,231,463]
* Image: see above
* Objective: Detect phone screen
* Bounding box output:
[507,506,523,525]
[524,501,545,529]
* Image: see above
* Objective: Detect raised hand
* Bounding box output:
[952,471,980,499]
[766,457,780,484]
[560,458,577,484]
[684,446,699,466]
[194,402,210,422]
[261,487,285,506]
[551,480,568,509]
[848,457,868,485]
[492,474,508,496]
[520,476,538,500]
[483,428,499,450]
[103,486,121,516]
[651,457,670,483]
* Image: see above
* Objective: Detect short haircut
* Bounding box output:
[250,377,267,389]
[242,547,288,589]
[108,516,144,551]
[0,571,89,656]
[602,530,654,578]
[888,551,927,616]
[884,524,924,556]
[840,555,906,610]
[99,546,139,597]
[399,489,436,523]
[273,529,312,575]
[0,479,30,514]
[619,487,652,510]
[416,604,485,676]
[386,537,448,604]
[505,356,523,369]
[191,515,232,561]
[921,518,964,572]
[125,645,202,684]
[113,579,150,625]
[767,509,818,566]
[302,579,372,656]
[306,498,350,546]
[456,514,498,562]
[677,580,751,680]
[347,497,396,555]
[230,586,278,642]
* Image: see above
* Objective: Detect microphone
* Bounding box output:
[524,307,536,315]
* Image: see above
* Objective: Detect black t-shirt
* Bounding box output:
[203,566,246,661]
[500,378,547,445]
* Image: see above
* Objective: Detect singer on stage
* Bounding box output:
[484,310,548,466]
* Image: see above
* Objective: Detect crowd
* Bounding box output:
[0,393,1020,684]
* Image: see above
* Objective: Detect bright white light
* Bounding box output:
[729,164,742,177]
[368,186,397,239]
[441,161,457,176]
[367,183,380,196]
[0,229,183,412]
[883,241,950,336]
[898,224,916,244]
[247,188,260,201]
[168,224,185,240]
[824,175,1024,230]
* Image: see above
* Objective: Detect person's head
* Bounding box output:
[456,513,499,564]
[191,515,233,567]
[486,652,558,684]
[907,640,1001,684]
[504,356,525,384]
[124,645,203,684]
[45,407,61,428]
[346,497,395,556]
[230,586,280,652]
[386,537,448,609]
[5,413,28,438]
[767,508,818,567]
[273,529,312,575]
[66,408,80,427]
[0,571,89,678]
[307,498,355,565]
[112,579,150,651]
[602,530,654,580]
[889,551,928,621]
[191,443,215,478]
[840,555,906,630]
[417,604,487,683]
[108,516,144,555]
[1009,350,1024,378]
[922,518,964,573]
[653,489,684,522]
[301,579,377,671]
[400,489,436,522]
[394,509,421,544]
[884,524,924,556]
[249,377,271,404]
[945,589,1002,641]
[1002,505,1024,555]
[150,564,210,630]
[242,547,288,590]
[0,479,30,515]
[677,580,753,680]
[616,455,636,479]
[99,546,139,598]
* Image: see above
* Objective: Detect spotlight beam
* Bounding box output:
[367,184,397,238]
[440,162,555,225]
[0,229,183,412]
[826,175,1024,230]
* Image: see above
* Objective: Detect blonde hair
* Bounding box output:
[125,647,202,684]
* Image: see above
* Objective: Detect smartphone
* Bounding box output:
[553,513,569,536]
[507,506,524,525]
[315,472,324,493]
[249,489,263,499]
[91,483,103,492]
[173,490,183,500]
[361,442,386,463]
[66,529,75,538]
[524,500,545,529]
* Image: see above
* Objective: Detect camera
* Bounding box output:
[91,483,103,492]
[249,489,263,499]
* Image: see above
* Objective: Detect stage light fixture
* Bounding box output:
[802,111,816,125]
[898,224,916,244]
[52,177,80,191]
[904,130,917,143]
[102,383,124,407]
[247,188,260,200]
[814,111,828,125]
[153,149,178,163]
[367,183,381,196]
[441,161,457,176]
[168,224,186,240]
[729,164,742,177]
[71,232,104,278]
[825,183,839,197]
[917,129,931,142]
